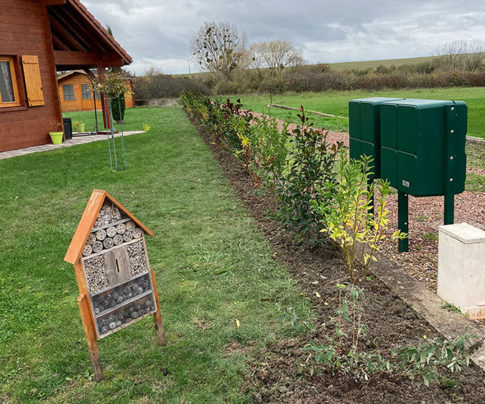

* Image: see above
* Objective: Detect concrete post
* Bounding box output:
[438,223,485,319]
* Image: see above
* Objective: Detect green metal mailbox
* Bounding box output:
[380,99,467,196]
[349,97,468,252]
[349,97,404,177]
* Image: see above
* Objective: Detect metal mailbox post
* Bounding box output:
[349,98,467,252]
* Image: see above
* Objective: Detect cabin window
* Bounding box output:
[63,84,74,101]
[82,84,91,100]
[0,57,20,108]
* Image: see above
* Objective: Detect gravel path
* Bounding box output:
[250,111,349,146]
[250,111,485,292]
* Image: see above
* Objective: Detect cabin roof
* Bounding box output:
[47,0,132,70]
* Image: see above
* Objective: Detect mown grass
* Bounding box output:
[63,109,146,133]
[0,107,313,403]
[232,87,485,138]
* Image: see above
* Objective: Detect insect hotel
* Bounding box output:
[64,189,165,381]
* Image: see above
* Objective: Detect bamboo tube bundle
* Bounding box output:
[83,255,108,293]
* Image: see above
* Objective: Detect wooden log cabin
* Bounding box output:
[0,0,132,152]
[57,71,135,112]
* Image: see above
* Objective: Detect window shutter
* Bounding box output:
[22,55,44,107]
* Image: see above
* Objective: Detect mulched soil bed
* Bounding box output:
[187,112,485,403]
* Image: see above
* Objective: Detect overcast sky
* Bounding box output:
[82,0,485,75]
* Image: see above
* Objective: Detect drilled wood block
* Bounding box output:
[95,229,106,241]
[113,234,123,246]
[116,223,126,234]
[106,226,117,237]
[103,237,113,249]
[123,231,133,242]
[83,244,93,257]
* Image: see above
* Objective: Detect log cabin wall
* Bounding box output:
[0,0,62,152]
[58,72,135,112]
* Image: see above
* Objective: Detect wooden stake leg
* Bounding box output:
[78,294,104,381]
[151,269,166,346]
[87,345,104,382]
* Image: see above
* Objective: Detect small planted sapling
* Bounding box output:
[304,284,477,385]
[316,152,406,283]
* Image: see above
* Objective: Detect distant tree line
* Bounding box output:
[132,25,485,100]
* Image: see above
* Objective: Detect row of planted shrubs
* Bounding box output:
[180,90,475,386]
[180,90,402,280]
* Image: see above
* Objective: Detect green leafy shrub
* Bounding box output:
[315,153,405,283]
[276,106,342,244]
[250,115,290,195]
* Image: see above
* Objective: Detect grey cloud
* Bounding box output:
[82,0,485,74]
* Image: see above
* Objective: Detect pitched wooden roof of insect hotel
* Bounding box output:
[65,189,153,265]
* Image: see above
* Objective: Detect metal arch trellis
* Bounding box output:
[105,95,127,172]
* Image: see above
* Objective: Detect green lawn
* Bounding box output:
[232,87,485,138]
[63,109,146,133]
[0,107,313,403]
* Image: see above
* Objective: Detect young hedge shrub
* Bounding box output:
[250,115,290,196]
[315,152,406,283]
[276,106,342,245]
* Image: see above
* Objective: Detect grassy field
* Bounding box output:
[177,55,437,78]
[0,107,313,402]
[231,87,485,139]
[327,55,436,72]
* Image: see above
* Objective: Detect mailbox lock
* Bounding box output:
[451,107,455,111]
[450,178,454,182]
[450,129,454,134]
[450,156,454,160]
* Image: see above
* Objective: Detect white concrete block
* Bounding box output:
[438,223,485,319]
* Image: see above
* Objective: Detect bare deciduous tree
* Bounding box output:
[250,40,304,103]
[437,40,485,72]
[253,40,304,73]
[191,22,248,80]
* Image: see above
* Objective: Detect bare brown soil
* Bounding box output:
[187,113,485,403]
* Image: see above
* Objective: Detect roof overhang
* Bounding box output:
[46,0,132,70]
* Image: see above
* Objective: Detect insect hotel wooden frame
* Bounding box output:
[64,189,165,382]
